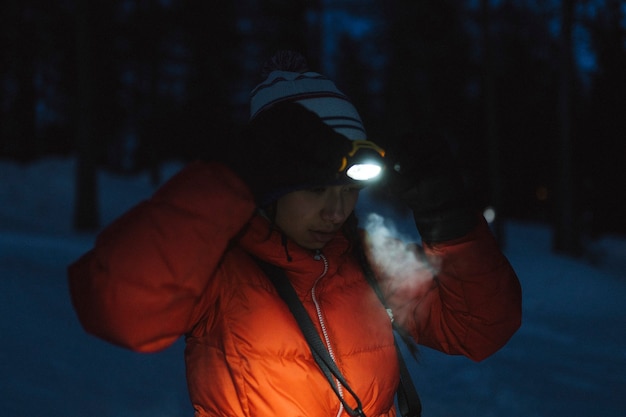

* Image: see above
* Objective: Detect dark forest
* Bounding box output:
[1,0,625,253]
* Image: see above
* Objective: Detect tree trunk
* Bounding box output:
[73,0,99,231]
[553,0,581,256]
[2,1,37,160]
[481,0,504,247]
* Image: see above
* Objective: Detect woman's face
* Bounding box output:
[275,184,362,250]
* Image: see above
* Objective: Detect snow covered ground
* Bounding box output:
[1,156,625,417]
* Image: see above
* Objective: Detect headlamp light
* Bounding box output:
[339,140,386,181]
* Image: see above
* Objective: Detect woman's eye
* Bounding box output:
[307,186,327,194]
[344,185,363,193]
[305,185,362,195]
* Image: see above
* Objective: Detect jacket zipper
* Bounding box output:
[311,251,346,417]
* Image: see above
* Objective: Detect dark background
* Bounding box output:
[1,0,625,255]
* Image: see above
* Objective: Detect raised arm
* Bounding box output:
[412,218,521,360]
[68,161,256,352]
[371,132,521,360]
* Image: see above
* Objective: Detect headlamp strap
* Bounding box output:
[339,140,386,173]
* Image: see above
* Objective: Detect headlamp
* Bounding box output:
[339,140,386,181]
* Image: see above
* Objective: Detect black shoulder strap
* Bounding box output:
[354,244,423,417]
[256,257,422,417]
[393,331,423,417]
[362,268,422,417]
[256,259,366,417]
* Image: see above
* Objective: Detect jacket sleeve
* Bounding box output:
[67,161,256,353]
[375,216,522,362]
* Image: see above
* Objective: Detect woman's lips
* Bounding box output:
[309,230,336,243]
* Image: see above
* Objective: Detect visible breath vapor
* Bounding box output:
[363,213,438,307]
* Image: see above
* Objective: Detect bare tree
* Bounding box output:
[1,1,38,160]
[73,0,99,231]
[480,0,505,247]
[553,0,582,256]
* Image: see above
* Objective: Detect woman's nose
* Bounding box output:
[320,192,347,223]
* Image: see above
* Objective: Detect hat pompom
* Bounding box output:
[262,50,309,78]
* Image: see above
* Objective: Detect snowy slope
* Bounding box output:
[1,156,624,417]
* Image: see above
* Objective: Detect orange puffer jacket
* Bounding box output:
[68,161,522,417]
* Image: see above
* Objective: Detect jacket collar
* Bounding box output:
[237,213,351,289]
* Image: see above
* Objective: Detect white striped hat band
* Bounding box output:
[249,70,367,140]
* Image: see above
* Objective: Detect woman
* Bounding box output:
[68,54,521,417]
